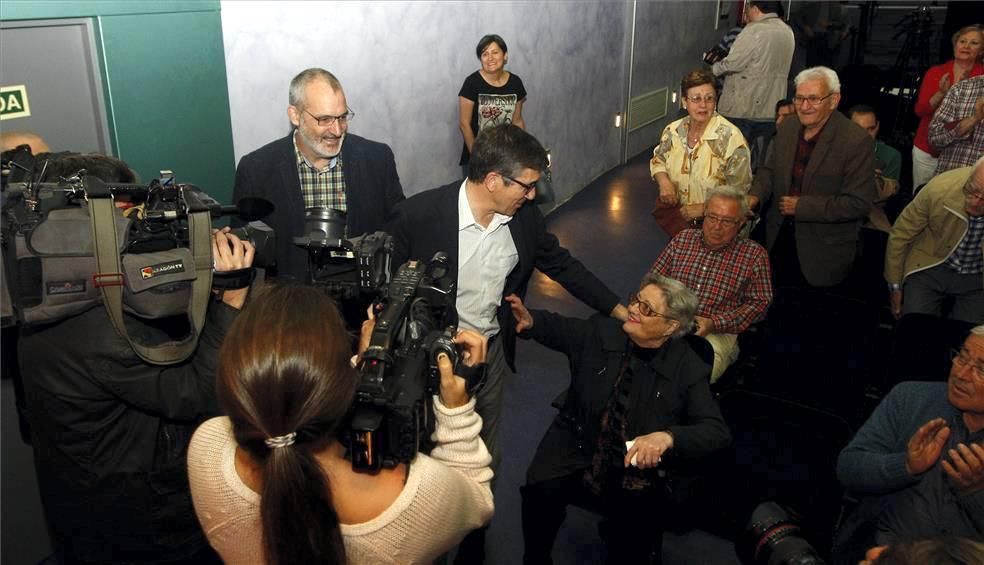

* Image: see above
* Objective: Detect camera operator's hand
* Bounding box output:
[905,417,950,476]
[437,330,487,409]
[505,294,533,333]
[212,227,254,309]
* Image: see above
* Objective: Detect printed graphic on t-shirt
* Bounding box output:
[478,93,518,130]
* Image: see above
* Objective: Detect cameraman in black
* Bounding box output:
[16,154,255,564]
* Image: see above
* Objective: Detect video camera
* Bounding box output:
[346,252,486,471]
[292,207,392,301]
[1,148,274,365]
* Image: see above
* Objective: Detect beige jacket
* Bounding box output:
[885,166,979,285]
[713,13,795,120]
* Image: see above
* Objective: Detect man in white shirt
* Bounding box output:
[388,123,626,562]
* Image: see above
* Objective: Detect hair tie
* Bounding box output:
[264,432,297,449]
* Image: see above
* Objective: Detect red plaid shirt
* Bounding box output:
[651,229,773,333]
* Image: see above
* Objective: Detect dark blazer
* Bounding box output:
[751,111,877,287]
[232,132,405,281]
[523,311,731,492]
[387,182,620,368]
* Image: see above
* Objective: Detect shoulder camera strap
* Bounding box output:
[89,192,213,365]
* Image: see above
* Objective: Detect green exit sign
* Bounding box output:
[0,85,32,120]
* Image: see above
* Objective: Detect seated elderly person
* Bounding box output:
[836,325,984,547]
[650,186,772,382]
[507,274,731,564]
[885,156,984,323]
[651,69,752,237]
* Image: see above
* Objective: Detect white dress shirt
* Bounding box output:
[455,181,519,336]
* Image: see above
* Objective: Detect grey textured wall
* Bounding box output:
[220,1,724,203]
[627,1,723,158]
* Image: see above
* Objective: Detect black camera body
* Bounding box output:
[293,207,392,301]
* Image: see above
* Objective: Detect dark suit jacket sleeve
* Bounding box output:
[525,309,595,361]
[379,144,405,224]
[232,153,258,208]
[387,201,412,271]
[666,353,732,460]
[530,207,620,316]
[796,124,876,223]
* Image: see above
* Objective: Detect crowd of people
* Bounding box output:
[2,2,983,564]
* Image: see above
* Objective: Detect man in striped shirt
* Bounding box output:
[651,186,773,381]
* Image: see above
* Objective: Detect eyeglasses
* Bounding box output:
[952,348,984,380]
[304,108,355,127]
[501,174,538,195]
[963,179,984,201]
[793,94,833,107]
[628,292,677,320]
[704,213,743,227]
[686,94,716,104]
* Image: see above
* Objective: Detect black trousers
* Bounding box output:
[521,471,666,565]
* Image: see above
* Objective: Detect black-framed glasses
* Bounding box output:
[792,93,833,107]
[304,108,355,127]
[501,173,538,195]
[704,213,743,227]
[628,293,677,320]
[951,348,984,380]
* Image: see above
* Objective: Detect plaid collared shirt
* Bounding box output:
[651,228,773,333]
[946,215,984,275]
[294,133,347,212]
[929,75,984,174]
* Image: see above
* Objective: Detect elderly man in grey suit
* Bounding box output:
[750,66,877,293]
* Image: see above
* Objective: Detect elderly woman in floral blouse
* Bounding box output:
[651,69,752,236]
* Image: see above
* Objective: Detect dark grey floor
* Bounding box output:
[485,152,741,564]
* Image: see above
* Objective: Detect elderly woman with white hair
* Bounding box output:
[506,273,732,564]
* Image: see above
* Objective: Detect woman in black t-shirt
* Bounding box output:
[458,34,527,166]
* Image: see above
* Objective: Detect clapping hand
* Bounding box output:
[905,418,950,476]
[942,442,984,493]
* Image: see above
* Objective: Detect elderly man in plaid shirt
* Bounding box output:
[651,186,773,381]
[929,75,984,176]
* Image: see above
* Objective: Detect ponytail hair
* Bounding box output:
[216,285,357,565]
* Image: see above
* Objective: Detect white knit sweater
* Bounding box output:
[187,397,494,564]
